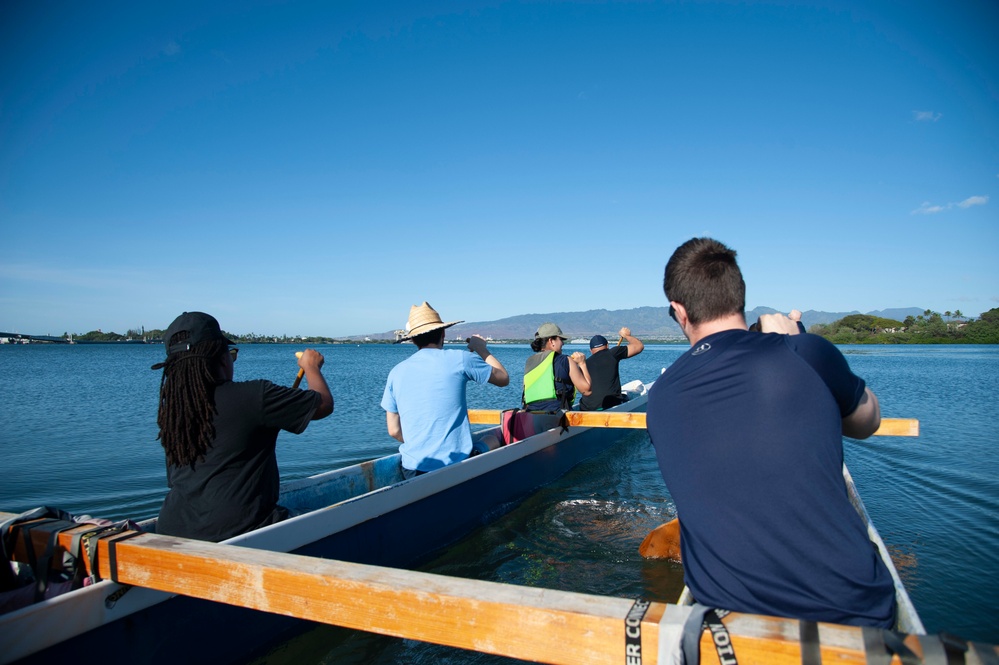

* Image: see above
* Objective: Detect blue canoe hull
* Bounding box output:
[9,391,650,665]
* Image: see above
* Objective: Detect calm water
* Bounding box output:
[1,342,997,659]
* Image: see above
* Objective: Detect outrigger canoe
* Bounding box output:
[2,382,652,665]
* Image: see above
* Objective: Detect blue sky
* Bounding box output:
[2,0,996,337]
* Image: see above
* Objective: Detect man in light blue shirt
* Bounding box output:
[381,302,509,478]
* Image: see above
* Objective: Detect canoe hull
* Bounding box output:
[5,393,649,665]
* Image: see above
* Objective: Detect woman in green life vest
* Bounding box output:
[523,322,592,411]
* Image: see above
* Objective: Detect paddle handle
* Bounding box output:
[292,352,305,389]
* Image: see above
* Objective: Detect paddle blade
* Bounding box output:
[873,418,919,437]
[639,518,682,561]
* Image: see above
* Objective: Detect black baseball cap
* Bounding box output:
[152,312,235,369]
[589,334,608,349]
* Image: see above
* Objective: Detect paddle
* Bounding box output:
[466,410,919,436]
[639,517,681,560]
[292,352,305,390]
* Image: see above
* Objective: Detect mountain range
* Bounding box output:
[354,307,927,341]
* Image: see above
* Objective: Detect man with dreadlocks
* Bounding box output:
[153,311,333,541]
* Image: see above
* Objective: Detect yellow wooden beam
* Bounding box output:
[2,519,993,664]
[468,410,919,436]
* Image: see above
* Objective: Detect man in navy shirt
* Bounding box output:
[646,237,895,627]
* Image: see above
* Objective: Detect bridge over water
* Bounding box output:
[0,332,70,343]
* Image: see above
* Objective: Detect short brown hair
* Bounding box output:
[663,237,745,325]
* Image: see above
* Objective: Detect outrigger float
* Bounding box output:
[3,380,989,665]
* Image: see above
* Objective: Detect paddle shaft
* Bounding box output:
[466,410,918,437]
[292,351,305,389]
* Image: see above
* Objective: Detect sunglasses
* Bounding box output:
[669,304,677,323]
[229,348,239,361]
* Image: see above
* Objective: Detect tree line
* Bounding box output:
[66,328,361,344]
[56,307,999,345]
[810,308,999,344]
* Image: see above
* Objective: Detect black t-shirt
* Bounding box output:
[157,380,321,541]
[579,346,630,411]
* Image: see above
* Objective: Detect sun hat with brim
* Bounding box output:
[396,302,463,343]
[535,322,567,340]
[151,311,235,369]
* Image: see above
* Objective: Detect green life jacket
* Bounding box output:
[523,351,575,409]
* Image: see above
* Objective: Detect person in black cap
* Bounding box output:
[578,327,644,411]
[153,311,333,541]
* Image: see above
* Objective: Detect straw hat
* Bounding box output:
[397,302,463,342]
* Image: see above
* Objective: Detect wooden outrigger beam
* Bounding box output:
[468,410,920,437]
[4,516,992,665]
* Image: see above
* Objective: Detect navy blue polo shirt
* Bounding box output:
[647,330,895,627]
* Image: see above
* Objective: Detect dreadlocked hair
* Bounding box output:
[156,335,230,468]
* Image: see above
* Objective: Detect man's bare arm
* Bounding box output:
[619,327,645,357]
[298,349,334,420]
[385,411,404,443]
[467,335,509,386]
[568,352,592,396]
[842,388,881,439]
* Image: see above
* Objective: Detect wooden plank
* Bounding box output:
[468,410,919,436]
[467,409,505,424]
[102,532,648,665]
[4,522,990,665]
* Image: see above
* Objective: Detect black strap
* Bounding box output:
[0,507,64,559]
[939,632,969,665]
[624,598,650,664]
[970,642,999,665]
[106,531,143,584]
[84,522,130,583]
[703,609,737,665]
[15,518,61,572]
[799,620,821,665]
[104,583,133,609]
[70,524,111,565]
[1,508,76,593]
[33,522,79,602]
[678,604,738,665]
[863,628,921,665]
[70,524,116,584]
[916,633,968,665]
